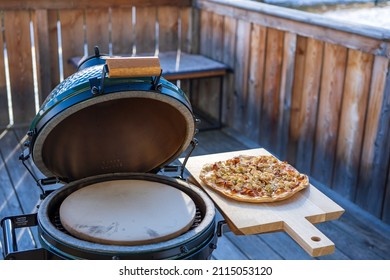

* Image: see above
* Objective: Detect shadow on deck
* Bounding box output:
[0,125,390,260]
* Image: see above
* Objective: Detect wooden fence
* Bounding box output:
[0,0,195,127]
[194,0,390,224]
[0,0,389,225]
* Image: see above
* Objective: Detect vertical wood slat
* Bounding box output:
[293,38,323,174]
[33,10,52,101]
[355,56,390,217]
[245,24,266,141]
[60,9,84,79]
[4,10,35,124]
[221,16,237,127]
[197,12,224,120]
[158,6,179,53]
[259,28,284,155]
[277,32,297,160]
[111,8,133,55]
[287,36,307,166]
[0,130,37,251]
[311,43,347,187]
[0,13,8,128]
[135,6,156,55]
[384,152,390,223]
[199,10,212,58]
[194,10,221,120]
[86,9,109,55]
[232,19,250,132]
[48,10,60,90]
[332,49,374,200]
[382,67,390,223]
[180,7,194,53]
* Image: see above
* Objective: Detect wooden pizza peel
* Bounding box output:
[180,148,345,257]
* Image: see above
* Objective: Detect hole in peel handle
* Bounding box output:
[106,57,162,78]
[283,217,335,257]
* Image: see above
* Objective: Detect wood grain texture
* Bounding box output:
[158,6,179,53]
[312,43,347,187]
[0,128,41,251]
[332,49,374,200]
[4,10,35,124]
[182,148,345,257]
[47,10,60,89]
[287,36,307,166]
[32,10,53,101]
[232,19,250,132]
[60,9,85,78]
[277,32,297,160]
[86,9,109,55]
[135,6,156,55]
[0,0,192,10]
[196,0,390,58]
[245,24,266,141]
[0,16,8,128]
[199,10,213,58]
[221,16,236,126]
[260,27,284,155]
[293,38,323,175]
[383,154,390,223]
[111,8,133,55]
[179,7,194,53]
[194,10,221,120]
[356,56,390,217]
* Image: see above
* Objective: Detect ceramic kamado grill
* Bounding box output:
[1,48,217,260]
[1,48,344,260]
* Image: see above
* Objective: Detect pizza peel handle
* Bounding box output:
[106,57,161,78]
[284,216,335,257]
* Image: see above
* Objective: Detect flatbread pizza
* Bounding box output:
[199,154,309,203]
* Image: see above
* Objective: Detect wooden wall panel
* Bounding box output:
[356,56,390,217]
[332,50,374,200]
[199,10,213,58]
[180,7,194,53]
[311,43,347,186]
[201,12,224,120]
[158,6,179,53]
[259,28,284,155]
[0,15,8,128]
[47,10,60,89]
[192,9,219,119]
[293,38,323,174]
[86,9,109,55]
[111,8,133,55]
[232,19,251,132]
[383,155,390,223]
[4,10,35,124]
[221,16,236,126]
[135,7,156,55]
[287,36,307,165]
[33,10,53,101]
[245,24,266,141]
[276,32,297,160]
[60,10,85,78]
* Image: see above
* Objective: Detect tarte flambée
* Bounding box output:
[199,155,309,203]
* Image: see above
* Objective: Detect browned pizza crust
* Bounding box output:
[199,155,309,203]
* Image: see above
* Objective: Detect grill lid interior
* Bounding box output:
[33,93,194,181]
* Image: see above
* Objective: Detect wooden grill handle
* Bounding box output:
[106,56,161,78]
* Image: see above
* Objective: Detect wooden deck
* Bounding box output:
[1,125,389,260]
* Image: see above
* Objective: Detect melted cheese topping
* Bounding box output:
[203,155,308,198]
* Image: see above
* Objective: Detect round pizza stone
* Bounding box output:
[59,179,196,245]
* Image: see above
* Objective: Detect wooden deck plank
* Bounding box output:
[1,126,390,260]
[0,128,40,254]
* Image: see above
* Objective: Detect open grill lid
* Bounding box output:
[25,52,196,182]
